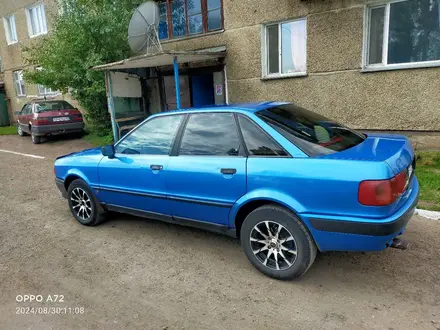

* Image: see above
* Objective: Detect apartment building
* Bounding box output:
[0,0,61,123]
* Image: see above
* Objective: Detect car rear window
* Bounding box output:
[256,104,366,157]
[35,101,75,112]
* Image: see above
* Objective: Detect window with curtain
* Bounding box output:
[262,19,307,78]
[158,0,223,40]
[365,0,440,69]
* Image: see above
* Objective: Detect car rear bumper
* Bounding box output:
[32,122,84,136]
[55,178,67,198]
[302,176,419,252]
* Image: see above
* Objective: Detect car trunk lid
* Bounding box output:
[36,109,83,125]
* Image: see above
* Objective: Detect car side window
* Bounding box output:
[115,115,183,155]
[237,115,287,156]
[179,113,241,156]
[21,104,31,114]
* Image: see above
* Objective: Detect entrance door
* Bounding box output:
[191,74,214,107]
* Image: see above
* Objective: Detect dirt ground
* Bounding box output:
[0,134,439,330]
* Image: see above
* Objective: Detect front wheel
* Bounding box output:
[67,179,106,226]
[240,204,317,280]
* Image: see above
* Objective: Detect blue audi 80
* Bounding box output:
[54,102,419,279]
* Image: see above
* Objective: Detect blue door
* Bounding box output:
[166,112,247,225]
[191,74,214,107]
[97,115,184,217]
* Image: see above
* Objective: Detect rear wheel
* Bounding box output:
[67,179,106,226]
[240,204,317,280]
[31,133,41,144]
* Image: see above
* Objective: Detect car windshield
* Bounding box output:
[35,101,75,113]
[256,104,366,157]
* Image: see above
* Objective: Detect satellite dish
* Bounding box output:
[128,1,163,54]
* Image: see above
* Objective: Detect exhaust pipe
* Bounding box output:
[390,237,409,250]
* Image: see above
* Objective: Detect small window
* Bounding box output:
[115,115,183,155]
[37,85,56,96]
[26,3,48,37]
[365,0,440,70]
[158,1,169,39]
[179,113,241,156]
[13,71,26,97]
[262,18,307,78]
[238,115,287,156]
[3,15,18,44]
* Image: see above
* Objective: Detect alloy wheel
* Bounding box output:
[18,126,23,135]
[71,187,92,220]
[250,220,298,271]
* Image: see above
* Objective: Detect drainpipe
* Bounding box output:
[173,56,181,110]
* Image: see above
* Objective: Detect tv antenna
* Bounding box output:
[128,1,162,54]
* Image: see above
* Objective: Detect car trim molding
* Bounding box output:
[94,186,233,208]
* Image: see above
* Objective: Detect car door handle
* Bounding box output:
[150,165,163,171]
[221,168,236,175]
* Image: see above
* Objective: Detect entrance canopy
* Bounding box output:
[92,49,226,71]
[92,48,226,142]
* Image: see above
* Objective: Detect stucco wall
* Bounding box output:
[162,0,440,131]
[0,0,65,120]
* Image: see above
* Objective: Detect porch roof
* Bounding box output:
[92,49,226,71]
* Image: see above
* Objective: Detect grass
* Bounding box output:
[416,151,440,211]
[83,132,113,147]
[0,125,17,135]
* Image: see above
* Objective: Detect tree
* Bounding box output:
[23,0,142,135]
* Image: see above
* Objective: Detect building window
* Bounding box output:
[26,3,48,37]
[37,85,56,96]
[364,0,440,71]
[3,15,18,44]
[262,19,307,79]
[13,71,26,97]
[158,0,223,40]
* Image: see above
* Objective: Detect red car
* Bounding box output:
[16,100,84,144]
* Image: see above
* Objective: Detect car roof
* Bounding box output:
[154,101,290,116]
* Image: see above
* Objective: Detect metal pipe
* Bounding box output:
[173,56,181,110]
[105,71,119,142]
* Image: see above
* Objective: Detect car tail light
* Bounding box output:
[358,168,409,206]
[34,118,51,125]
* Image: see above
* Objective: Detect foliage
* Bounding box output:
[22,0,143,136]
[83,131,114,147]
[0,126,17,135]
[416,151,440,211]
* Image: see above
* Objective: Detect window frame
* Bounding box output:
[362,0,440,72]
[114,114,184,156]
[159,0,224,41]
[13,70,26,97]
[3,15,18,45]
[25,2,48,38]
[172,112,246,157]
[261,17,307,79]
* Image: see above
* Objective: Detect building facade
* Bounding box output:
[153,0,440,132]
[2,0,440,134]
[0,0,68,123]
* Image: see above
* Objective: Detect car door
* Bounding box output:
[97,114,184,219]
[166,112,247,226]
[17,104,31,133]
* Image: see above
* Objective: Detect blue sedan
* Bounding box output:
[54,102,419,279]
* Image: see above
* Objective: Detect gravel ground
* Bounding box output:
[0,135,439,330]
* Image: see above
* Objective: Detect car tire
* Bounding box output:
[31,133,41,144]
[17,125,27,136]
[240,204,317,280]
[67,179,106,226]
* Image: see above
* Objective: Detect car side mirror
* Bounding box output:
[101,145,115,159]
